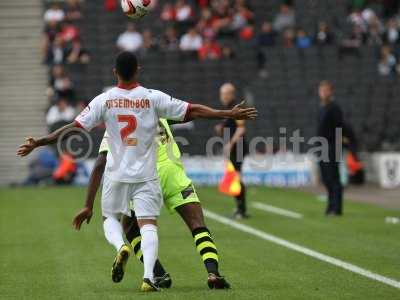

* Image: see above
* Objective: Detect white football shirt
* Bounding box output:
[75,85,189,183]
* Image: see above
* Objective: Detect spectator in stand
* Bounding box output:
[65,0,83,21]
[273,4,295,32]
[197,8,216,39]
[46,35,66,65]
[116,23,143,52]
[315,22,334,46]
[383,18,399,45]
[175,0,193,22]
[21,147,57,186]
[161,3,176,21]
[296,29,312,49]
[42,20,60,62]
[59,21,80,44]
[258,22,277,47]
[198,37,222,60]
[222,45,235,59]
[50,65,75,101]
[161,27,180,50]
[239,24,255,40]
[180,27,203,51]
[231,0,254,32]
[44,3,65,23]
[257,21,277,76]
[339,25,366,59]
[140,29,159,54]
[378,45,397,76]
[282,28,295,48]
[66,39,90,64]
[367,19,383,46]
[46,98,76,127]
[211,0,233,37]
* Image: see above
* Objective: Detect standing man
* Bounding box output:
[215,83,249,219]
[317,80,344,216]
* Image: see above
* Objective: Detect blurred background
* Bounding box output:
[1,0,400,201]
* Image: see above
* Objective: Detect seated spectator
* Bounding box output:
[42,20,60,62]
[116,23,143,52]
[257,22,277,75]
[180,28,203,51]
[211,0,233,37]
[231,0,253,31]
[65,0,83,21]
[46,35,66,65]
[175,0,193,22]
[66,39,90,64]
[383,18,399,45]
[59,21,80,44]
[197,8,216,40]
[258,22,277,47]
[339,25,366,58]
[44,3,65,23]
[50,65,75,101]
[140,29,159,54]
[378,45,397,76]
[282,28,295,48]
[315,22,334,46]
[296,29,312,48]
[348,8,367,32]
[21,147,57,186]
[161,3,176,21]
[367,20,383,46]
[53,152,77,185]
[161,27,179,50]
[222,45,235,59]
[46,98,76,126]
[198,38,222,60]
[273,4,295,32]
[239,25,255,41]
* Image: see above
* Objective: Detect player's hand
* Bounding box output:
[17,137,38,157]
[73,207,93,230]
[231,101,258,120]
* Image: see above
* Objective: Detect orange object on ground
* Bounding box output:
[219,160,242,197]
[53,153,77,180]
[347,153,363,176]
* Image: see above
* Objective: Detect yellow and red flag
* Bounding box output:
[219,160,241,196]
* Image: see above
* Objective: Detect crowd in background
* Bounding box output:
[31,0,400,186]
[30,0,90,186]
[42,0,89,133]
[107,0,400,78]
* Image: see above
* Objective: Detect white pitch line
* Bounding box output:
[252,202,303,219]
[203,209,400,290]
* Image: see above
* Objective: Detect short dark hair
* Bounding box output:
[115,51,138,81]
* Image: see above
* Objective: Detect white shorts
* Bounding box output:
[101,176,163,219]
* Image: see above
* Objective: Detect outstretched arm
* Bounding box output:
[186,101,257,121]
[72,152,107,230]
[17,121,81,157]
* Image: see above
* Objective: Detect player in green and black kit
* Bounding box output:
[73,119,230,290]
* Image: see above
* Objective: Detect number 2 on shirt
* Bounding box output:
[118,114,137,146]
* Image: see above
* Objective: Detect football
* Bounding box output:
[121,0,151,20]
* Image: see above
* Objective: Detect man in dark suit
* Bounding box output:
[317,81,344,216]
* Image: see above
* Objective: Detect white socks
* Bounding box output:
[140,224,158,282]
[103,217,125,251]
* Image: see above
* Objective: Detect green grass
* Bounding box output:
[0,186,399,300]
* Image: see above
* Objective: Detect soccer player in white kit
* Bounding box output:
[17,51,257,292]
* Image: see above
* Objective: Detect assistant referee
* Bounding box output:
[215,83,249,219]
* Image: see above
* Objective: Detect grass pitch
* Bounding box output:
[0,186,399,300]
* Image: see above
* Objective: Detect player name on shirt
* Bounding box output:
[105,98,151,109]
